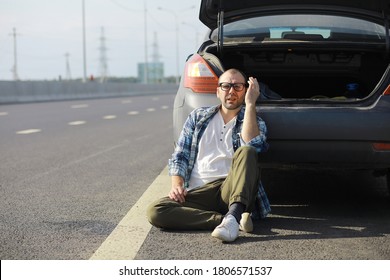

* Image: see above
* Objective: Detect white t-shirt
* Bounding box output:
[188,111,237,190]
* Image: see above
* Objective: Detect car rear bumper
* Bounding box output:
[259,140,390,170]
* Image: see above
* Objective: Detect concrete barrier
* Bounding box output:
[0,81,179,104]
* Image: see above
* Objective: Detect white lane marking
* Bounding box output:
[68,121,86,126]
[0,112,9,116]
[103,115,117,120]
[90,166,170,260]
[128,111,139,115]
[121,100,132,104]
[151,97,160,101]
[16,129,42,135]
[71,104,89,109]
[146,108,156,112]
[331,226,366,232]
[161,105,169,110]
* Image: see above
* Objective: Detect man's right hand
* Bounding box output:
[169,176,187,203]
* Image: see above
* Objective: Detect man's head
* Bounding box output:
[217,69,248,111]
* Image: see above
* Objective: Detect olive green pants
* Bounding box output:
[147,146,260,230]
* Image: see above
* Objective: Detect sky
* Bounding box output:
[0,0,207,81]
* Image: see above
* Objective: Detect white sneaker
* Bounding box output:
[211,215,239,242]
[239,212,253,233]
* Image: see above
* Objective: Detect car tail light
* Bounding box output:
[183,54,219,93]
[383,84,390,95]
[373,143,390,151]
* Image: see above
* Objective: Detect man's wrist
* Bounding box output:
[245,103,257,110]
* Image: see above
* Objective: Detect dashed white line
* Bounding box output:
[9,103,168,137]
[71,104,89,109]
[10,103,168,136]
[68,121,86,126]
[16,129,42,135]
[121,100,132,104]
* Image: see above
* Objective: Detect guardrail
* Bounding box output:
[0,81,179,104]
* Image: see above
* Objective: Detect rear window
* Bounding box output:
[211,14,386,42]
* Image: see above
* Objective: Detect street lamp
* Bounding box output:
[82,0,87,82]
[144,1,149,84]
[182,21,200,50]
[157,6,195,85]
[157,7,180,84]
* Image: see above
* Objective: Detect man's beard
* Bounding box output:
[222,95,244,110]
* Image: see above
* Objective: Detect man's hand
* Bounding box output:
[241,76,261,143]
[245,77,260,107]
[169,175,187,203]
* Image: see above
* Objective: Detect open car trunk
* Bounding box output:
[198,0,390,101]
[201,45,389,100]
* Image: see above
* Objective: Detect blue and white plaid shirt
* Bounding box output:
[169,105,271,219]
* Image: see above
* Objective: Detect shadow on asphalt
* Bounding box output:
[136,169,390,259]
[249,169,390,241]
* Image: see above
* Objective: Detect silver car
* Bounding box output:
[173,0,390,190]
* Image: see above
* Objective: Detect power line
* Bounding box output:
[98,27,109,83]
[65,52,72,80]
[108,0,141,12]
[9,27,20,81]
[151,32,160,63]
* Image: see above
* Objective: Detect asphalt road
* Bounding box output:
[0,93,175,259]
[137,169,390,260]
[1,93,390,260]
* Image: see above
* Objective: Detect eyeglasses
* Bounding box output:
[218,82,247,92]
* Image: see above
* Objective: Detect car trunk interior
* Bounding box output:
[203,46,389,100]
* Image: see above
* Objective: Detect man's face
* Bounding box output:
[217,72,246,111]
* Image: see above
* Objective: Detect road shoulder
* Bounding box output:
[89,166,170,260]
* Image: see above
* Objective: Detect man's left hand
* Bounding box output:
[245,77,260,106]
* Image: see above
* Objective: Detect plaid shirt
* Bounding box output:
[169,105,271,219]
